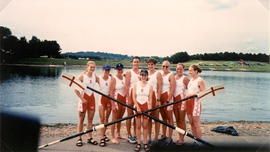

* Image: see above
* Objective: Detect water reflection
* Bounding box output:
[0,65,62,82]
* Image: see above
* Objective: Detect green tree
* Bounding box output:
[169,52,190,64]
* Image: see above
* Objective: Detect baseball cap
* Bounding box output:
[115,63,124,70]
[102,64,111,70]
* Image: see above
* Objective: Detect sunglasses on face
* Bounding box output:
[162,65,169,68]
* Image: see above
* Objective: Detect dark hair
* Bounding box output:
[147,58,157,64]
[191,64,202,73]
[132,56,140,62]
[140,69,148,75]
[177,63,185,69]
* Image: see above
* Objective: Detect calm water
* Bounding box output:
[0,65,270,124]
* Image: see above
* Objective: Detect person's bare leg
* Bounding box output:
[77,112,86,140]
[111,108,119,144]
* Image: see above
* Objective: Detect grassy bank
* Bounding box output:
[8,58,270,72]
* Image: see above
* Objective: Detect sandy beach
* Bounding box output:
[38,121,270,152]
[40,121,270,138]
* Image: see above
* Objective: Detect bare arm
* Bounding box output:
[168,74,176,102]
[132,84,140,112]
[149,86,153,109]
[156,72,162,101]
[74,73,85,101]
[109,77,117,110]
[198,78,206,92]
[183,76,190,89]
[125,71,131,97]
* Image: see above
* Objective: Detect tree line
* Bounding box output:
[165,51,269,64]
[0,26,61,63]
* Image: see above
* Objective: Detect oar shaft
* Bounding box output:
[87,86,214,147]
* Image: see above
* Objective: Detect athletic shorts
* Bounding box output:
[100,95,111,109]
[173,94,186,111]
[186,98,201,116]
[136,102,149,119]
[78,93,95,112]
[115,93,126,110]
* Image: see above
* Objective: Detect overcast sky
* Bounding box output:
[0,0,269,56]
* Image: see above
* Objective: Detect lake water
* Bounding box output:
[0,65,270,124]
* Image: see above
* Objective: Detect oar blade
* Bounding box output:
[198,85,224,99]
[60,73,85,92]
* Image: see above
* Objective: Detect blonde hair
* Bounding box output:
[87,61,96,66]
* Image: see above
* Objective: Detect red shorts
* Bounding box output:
[173,95,182,110]
[186,98,201,116]
[136,102,149,119]
[116,93,126,110]
[160,92,168,104]
[100,96,111,109]
[78,93,95,112]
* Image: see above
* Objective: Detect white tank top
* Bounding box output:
[115,75,125,96]
[187,77,203,95]
[99,76,111,95]
[82,73,96,95]
[148,71,158,93]
[136,82,150,105]
[130,69,140,88]
[174,75,186,97]
[162,71,172,93]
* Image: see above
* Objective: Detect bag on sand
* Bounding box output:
[211,126,239,136]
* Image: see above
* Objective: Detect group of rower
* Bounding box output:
[73,57,206,152]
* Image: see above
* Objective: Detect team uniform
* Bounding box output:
[114,75,126,109]
[135,81,151,116]
[160,71,173,106]
[99,76,112,109]
[148,71,158,109]
[78,73,96,112]
[129,69,140,103]
[173,75,187,111]
[186,77,203,116]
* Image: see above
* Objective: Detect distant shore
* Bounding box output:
[40,121,270,138]
[2,61,270,72]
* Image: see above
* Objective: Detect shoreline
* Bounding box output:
[1,63,270,72]
[40,121,270,137]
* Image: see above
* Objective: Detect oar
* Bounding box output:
[39,94,199,149]
[86,85,223,148]
[61,73,223,147]
[39,74,223,148]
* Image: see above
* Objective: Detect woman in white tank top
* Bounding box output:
[160,61,175,143]
[133,69,153,152]
[97,64,113,146]
[146,58,162,143]
[185,64,206,140]
[125,56,140,143]
[74,61,99,147]
[109,63,127,144]
[173,63,189,145]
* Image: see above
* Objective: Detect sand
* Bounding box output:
[40,121,270,138]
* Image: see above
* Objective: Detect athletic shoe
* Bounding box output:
[127,136,137,144]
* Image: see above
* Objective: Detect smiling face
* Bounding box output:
[148,62,155,71]
[132,58,140,68]
[162,61,170,73]
[176,64,184,75]
[87,62,96,73]
[140,73,148,81]
[188,66,197,77]
[116,68,123,75]
[103,69,110,76]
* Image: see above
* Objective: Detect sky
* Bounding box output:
[0,0,269,57]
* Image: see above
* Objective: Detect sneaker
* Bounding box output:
[127,136,137,144]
